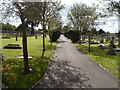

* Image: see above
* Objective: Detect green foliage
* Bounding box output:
[91,28,98,35]
[48,27,61,42]
[67,3,98,32]
[2,23,16,31]
[48,27,58,36]
[98,29,105,34]
[108,1,120,16]
[15,24,22,31]
[62,25,69,33]
[75,43,120,79]
[15,24,31,32]
[2,35,57,88]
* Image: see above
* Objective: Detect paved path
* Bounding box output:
[34,35,118,88]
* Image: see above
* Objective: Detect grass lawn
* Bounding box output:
[75,43,120,80]
[2,35,57,88]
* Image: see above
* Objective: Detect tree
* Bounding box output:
[2,1,36,74]
[67,3,98,43]
[16,24,31,32]
[98,29,105,35]
[26,21,39,36]
[48,13,62,30]
[30,1,64,51]
[2,23,16,31]
[90,27,98,35]
[62,25,69,33]
[107,0,120,48]
[47,13,62,44]
[2,1,64,73]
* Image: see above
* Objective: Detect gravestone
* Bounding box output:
[2,37,10,39]
[90,41,99,44]
[78,40,86,44]
[107,41,116,55]
[16,34,18,41]
[35,35,37,39]
[4,44,22,49]
[100,39,104,43]
[114,48,120,52]
[105,36,109,43]
[110,37,116,48]
[98,45,109,49]
[82,35,86,41]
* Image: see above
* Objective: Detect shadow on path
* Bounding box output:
[36,59,92,88]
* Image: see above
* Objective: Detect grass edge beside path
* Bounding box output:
[2,36,57,88]
[75,43,120,80]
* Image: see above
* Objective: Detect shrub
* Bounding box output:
[64,30,79,42]
[50,30,61,42]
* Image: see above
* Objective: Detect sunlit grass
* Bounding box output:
[2,35,57,88]
[75,43,120,79]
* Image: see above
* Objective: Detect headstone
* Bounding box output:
[82,35,86,41]
[35,35,37,39]
[114,48,120,52]
[100,39,104,43]
[107,41,116,55]
[3,44,22,49]
[111,36,114,43]
[78,40,86,44]
[98,45,109,49]
[16,34,18,41]
[109,37,117,48]
[2,37,10,39]
[105,36,109,43]
[90,41,99,44]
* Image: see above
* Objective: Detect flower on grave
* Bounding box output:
[2,64,17,87]
[3,64,7,67]
[13,78,16,82]
[9,75,13,77]
[4,68,10,72]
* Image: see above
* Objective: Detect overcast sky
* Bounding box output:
[0,0,119,33]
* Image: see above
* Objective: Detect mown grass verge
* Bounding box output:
[2,35,57,88]
[75,43,120,80]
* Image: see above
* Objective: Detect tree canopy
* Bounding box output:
[1,22,16,31]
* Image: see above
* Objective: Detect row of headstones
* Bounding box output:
[15,34,44,41]
[2,33,43,41]
[2,32,42,37]
[80,35,118,44]
[81,35,120,55]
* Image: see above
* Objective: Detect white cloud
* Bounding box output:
[61,0,101,6]
[96,16,118,33]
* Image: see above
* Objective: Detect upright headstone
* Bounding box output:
[16,34,18,41]
[107,41,116,55]
[35,34,37,39]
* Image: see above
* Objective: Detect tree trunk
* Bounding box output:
[78,29,81,44]
[118,17,120,48]
[88,32,91,52]
[31,22,34,36]
[48,26,52,44]
[42,6,46,51]
[43,25,46,51]
[118,33,120,48]
[22,22,30,74]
